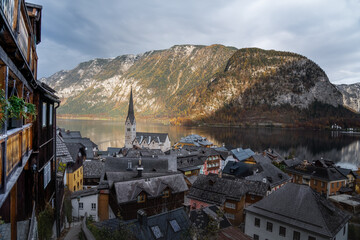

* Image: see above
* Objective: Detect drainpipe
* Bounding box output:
[54,101,60,238]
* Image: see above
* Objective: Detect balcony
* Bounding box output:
[0,123,33,206]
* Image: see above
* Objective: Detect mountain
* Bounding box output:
[336,83,360,113]
[41,45,359,127]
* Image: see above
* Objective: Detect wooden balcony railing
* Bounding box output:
[3,124,32,178]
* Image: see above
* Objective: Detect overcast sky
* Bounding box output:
[31,0,360,84]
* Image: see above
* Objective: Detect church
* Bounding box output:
[124,89,171,152]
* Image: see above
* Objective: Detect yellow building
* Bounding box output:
[67,165,83,192]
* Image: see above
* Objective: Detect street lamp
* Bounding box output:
[77,196,80,221]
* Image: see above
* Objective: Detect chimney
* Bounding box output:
[137,209,147,227]
[137,158,143,177]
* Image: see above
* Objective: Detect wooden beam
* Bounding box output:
[10,183,17,240]
[12,0,20,32]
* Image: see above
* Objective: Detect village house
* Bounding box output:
[244,183,351,240]
[286,159,348,197]
[124,89,171,151]
[187,174,267,226]
[100,154,187,220]
[223,154,291,194]
[0,1,61,239]
[83,159,104,188]
[231,148,256,164]
[173,134,213,149]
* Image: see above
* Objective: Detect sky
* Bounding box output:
[31,0,360,84]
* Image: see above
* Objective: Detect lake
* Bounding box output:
[58,119,360,169]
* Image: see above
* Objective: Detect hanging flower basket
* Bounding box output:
[8,95,26,119]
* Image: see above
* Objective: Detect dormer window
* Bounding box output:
[137,193,146,203]
[127,128,131,131]
[163,189,170,198]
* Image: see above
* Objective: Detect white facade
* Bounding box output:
[133,135,171,152]
[71,193,99,222]
[244,212,348,240]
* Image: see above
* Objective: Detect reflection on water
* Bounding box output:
[58,119,360,168]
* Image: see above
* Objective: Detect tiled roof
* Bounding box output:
[63,137,97,159]
[83,160,104,178]
[190,205,231,230]
[71,188,98,199]
[188,175,267,205]
[222,161,255,178]
[125,148,165,158]
[59,130,82,139]
[135,132,169,144]
[231,148,255,161]
[245,183,351,238]
[177,134,213,146]
[218,226,252,240]
[94,208,191,240]
[113,174,188,204]
[282,158,303,167]
[286,164,348,182]
[56,135,73,164]
[65,142,85,162]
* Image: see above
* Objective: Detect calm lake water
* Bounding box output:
[58,119,360,169]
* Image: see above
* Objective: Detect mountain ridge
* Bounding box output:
[41,44,360,128]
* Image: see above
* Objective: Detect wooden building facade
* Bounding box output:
[0,1,60,239]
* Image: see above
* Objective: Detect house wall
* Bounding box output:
[203,155,221,175]
[67,166,83,192]
[71,193,98,222]
[98,190,109,221]
[189,198,211,210]
[244,212,330,240]
[328,180,346,196]
[224,197,245,226]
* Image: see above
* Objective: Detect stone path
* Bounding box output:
[63,222,82,240]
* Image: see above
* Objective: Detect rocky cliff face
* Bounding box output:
[336,83,360,113]
[41,45,356,125]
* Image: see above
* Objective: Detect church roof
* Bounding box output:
[126,89,135,124]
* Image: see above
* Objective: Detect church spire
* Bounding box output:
[126,87,135,124]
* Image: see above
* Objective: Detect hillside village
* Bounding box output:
[54,90,360,240]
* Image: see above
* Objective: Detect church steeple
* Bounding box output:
[124,88,136,148]
[126,87,135,124]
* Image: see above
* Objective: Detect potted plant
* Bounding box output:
[25,102,36,120]
[8,95,26,128]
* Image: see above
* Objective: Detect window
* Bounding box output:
[293,231,300,240]
[79,202,83,209]
[151,226,163,239]
[308,236,316,240]
[138,193,146,203]
[91,203,96,210]
[169,220,181,232]
[253,234,259,240]
[49,104,53,125]
[254,218,260,227]
[314,180,317,186]
[42,103,47,127]
[331,183,334,188]
[128,161,132,169]
[225,202,236,209]
[337,182,339,187]
[74,186,76,191]
[80,179,82,184]
[266,222,273,232]
[224,213,235,220]
[343,225,346,235]
[321,182,325,188]
[163,190,170,198]
[279,226,286,237]
[127,128,130,131]
[43,161,51,188]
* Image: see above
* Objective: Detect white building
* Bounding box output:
[70,188,116,222]
[244,183,350,240]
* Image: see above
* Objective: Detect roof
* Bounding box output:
[134,132,169,144]
[126,89,135,124]
[222,161,255,178]
[94,208,191,240]
[125,148,165,158]
[177,134,213,147]
[282,158,303,167]
[59,129,82,139]
[107,147,122,156]
[65,142,85,162]
[71,188,98,199]
[245,161,291,188]
[187,175,267,205]
[56,134,73,164]
[105,156,169,173]
[63,137,97,159]
[336,167,353,177]
[231,148,255,161]
[113,174,188,204]
[286,164,348,182]
[218,227,252,240]
[245,183,351,238]
[83,160,104,178]
[190,205,231,230]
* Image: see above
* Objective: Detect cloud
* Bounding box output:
[32,0,360,84]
